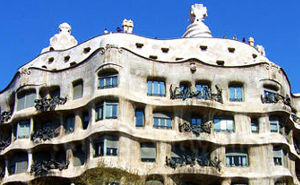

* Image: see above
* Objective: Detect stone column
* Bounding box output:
[65,144,73,168]
[145,105,153,128]
[74,111,81,130]
[259,114,268,133]
[4,157,9,177]
[221,178,231,185]
[27,151,33,173]
[30,117,34,140]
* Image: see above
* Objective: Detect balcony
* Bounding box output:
[34,96,67,112]
[30,159,69,176]
[0,111,12,123]
[179,121,211,135]
[170,84,222,103]
[31,127,60,143]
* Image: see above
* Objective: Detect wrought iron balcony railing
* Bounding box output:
[0,111,12,123]
[170,84,223,103]
[0,135,11,151]
[34,96,67,112]
[31,127,60,143]
[261,92,291,106]
[179,122,211,135]
[30,159,69,176]
[166,154,221,171]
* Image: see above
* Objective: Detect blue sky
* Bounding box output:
[0,0,299,93]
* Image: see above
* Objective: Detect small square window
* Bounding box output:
[147,80,166,96]
[135,109,144,127]
[251,118,259,133]
[73,80,83,100]
[229,85,243,102]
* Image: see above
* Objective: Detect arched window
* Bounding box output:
[98,70,118,89]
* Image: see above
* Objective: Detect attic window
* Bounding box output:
[42,65,47,69]
[49,47,54,51]
[200,45,208,51]
[83,47,91,53]
[228,47,235,53]
[176,58,183,61]
[161,48,169,53]
[252,54,257,59]
[216,60,225,66]
[136,43,144,48]
[149,55,158,60]
[70,62,77,66]
[48,57,54,64]
[64,55,70,62]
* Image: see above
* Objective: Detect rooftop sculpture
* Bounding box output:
[41,23,78,53]
[183,4,212,38]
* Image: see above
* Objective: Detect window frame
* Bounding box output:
[269,116,283,134]
[147,80,166,97]
[16,120,31,139]
[95,101,118,121]
[135,109,145,127]
[229,85,243,102]
[93,136,119,157]
[17,90,36,111]
[273,147,285,166]
[214,116,234,132]
[153,112,172,129]
[251,118,259,133]
[72,80,83,100]
[98,72,118,89]
[64,115,75,133]
[140,143,156,162]
[226,148,248,167]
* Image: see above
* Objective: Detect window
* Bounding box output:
[226,148,248,167]
[214,116,234,132]
[73,145,86,166]
[141,143,156,162]
[9,152,28,174]
[135,109,144,127]
[73,80,83,100]
[64,115,75,133]
[251,118,259,133]
[147,80,165,96]
[275,181,287,185]
[153,113,172,129]
[95,101,118,120]
[17,90,36,111]
[98,72,118,89]
[273,147,285,166]
[195,83,210,99]
[94,136,119,157]
[229,85,243,102]
[263,85,278,103]
[191,117,202,127]
[49,87,60,98]
[82,112,89,130]
[16,120,30,139]
[269,116,283,133]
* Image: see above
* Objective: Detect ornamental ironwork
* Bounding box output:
[166,154,221,171]
[32,127,60,143]
[30,159,69,176]
[261,93,291,106]
[0,111,12,123]
[169,84,223,103]
[0,134,11,151]
[34,96,67,111]
[179,121,211,134]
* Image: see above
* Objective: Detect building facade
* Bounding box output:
[0,3,299,185]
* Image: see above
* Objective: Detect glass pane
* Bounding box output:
[237,87,242,101]
[112,104,118,118]
[214,120,220,131]
[17,94,25,111]
[99,78,104,88]
[229,87,235,101]
[227,120,234,132]
[167,119,172,129]
[106,104,112,118]
[160,81,165,96]
[226,156,230,166]
[105,77,111,87]
[153,81,158,95]
[26,92,36,108]
[270,123,278,132]
[154,118,159,127]
[242,156,247,166]
[73,82,83,99]
[147,81,152,95]
[112,76,118,87]
[135,110,144,127]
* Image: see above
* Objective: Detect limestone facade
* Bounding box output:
[0,4,300,185]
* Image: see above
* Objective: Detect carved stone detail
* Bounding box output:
[0,111,12,123]
[30,159,69,176]
[34,96,67,112]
